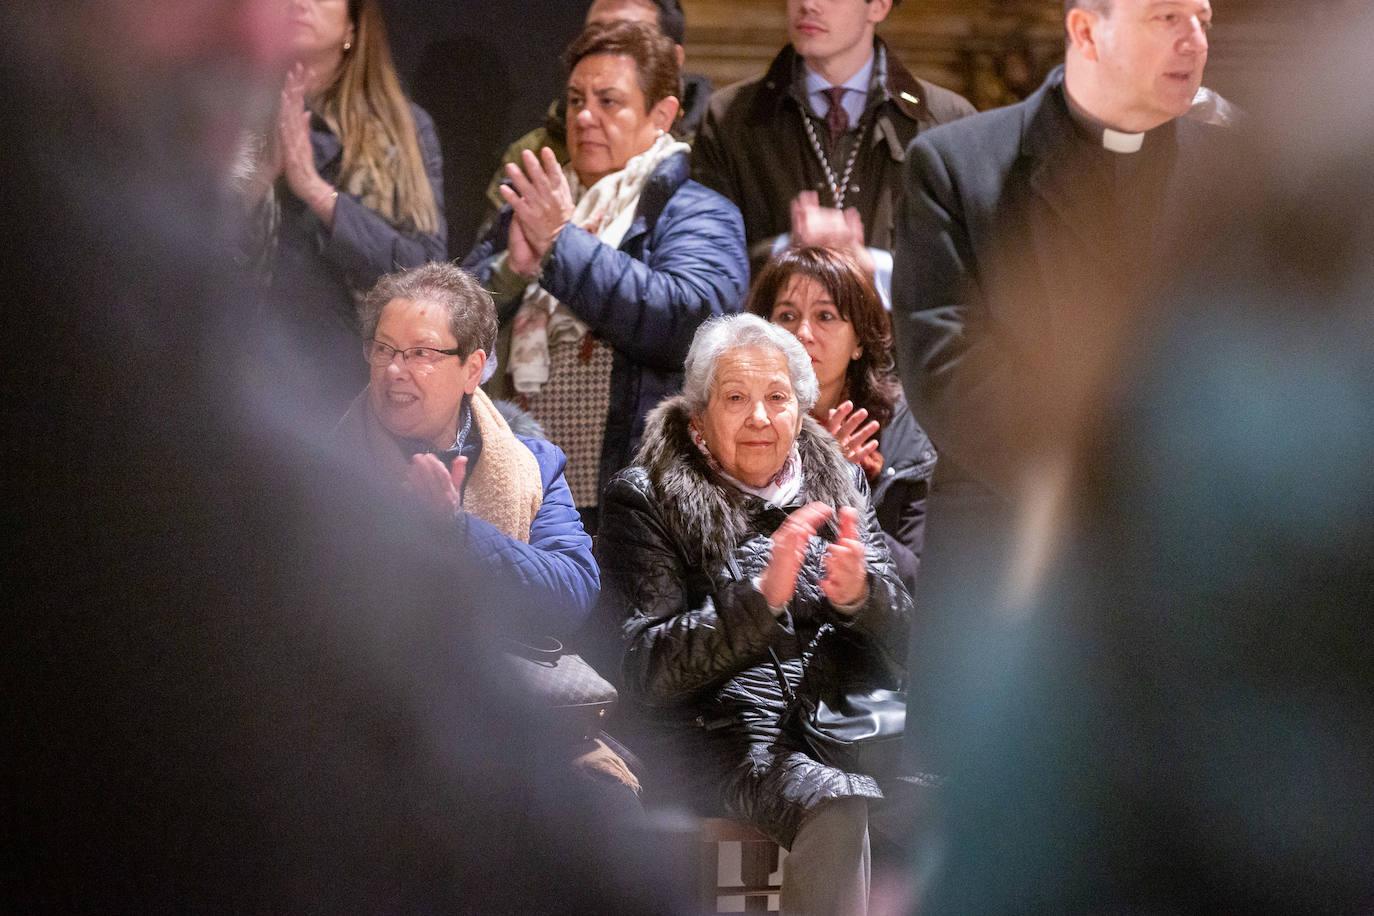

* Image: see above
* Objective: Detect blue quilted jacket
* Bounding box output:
[460,433,599,638]
[464,151,748,501]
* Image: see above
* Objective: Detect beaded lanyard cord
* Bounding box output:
[801,104,869,209]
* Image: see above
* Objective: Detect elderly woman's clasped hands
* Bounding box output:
[759,502,869,612]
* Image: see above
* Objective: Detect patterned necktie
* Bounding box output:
[822,86,850,146]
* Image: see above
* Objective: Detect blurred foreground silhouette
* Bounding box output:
[916,10,1374,912]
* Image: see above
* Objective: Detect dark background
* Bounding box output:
[380,0,586,259]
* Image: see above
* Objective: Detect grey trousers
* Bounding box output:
[779,796,871,915]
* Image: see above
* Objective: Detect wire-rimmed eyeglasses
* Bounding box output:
[363,338,464,369]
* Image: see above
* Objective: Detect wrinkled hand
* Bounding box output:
[827,400,880,467]
[277,63,331,208]
[758,501,834,611]
[403,454,467,525]
[499,147,575,274]
[821,506,869,610]
[789,190,876,276]
[506,217,539,278]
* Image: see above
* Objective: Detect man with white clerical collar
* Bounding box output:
[889,0,1232,778]
[692,0,974,276]
[892,0,1228,500]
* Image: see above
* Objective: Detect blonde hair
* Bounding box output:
[316,0,439,235]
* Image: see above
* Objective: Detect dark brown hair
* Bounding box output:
[359,262,497,359]
[747,247,902,430]
[564,19,681,111]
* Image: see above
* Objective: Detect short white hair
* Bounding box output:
[681,313,819,416]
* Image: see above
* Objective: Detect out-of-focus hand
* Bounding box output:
[826,400,880,468]
[277,63,332,212]
[821,506,868,610]
[758,501,834,611]
[403,453,466,524]
[789,190,876,276]
[243,124,282,206]
[499,147,575,267]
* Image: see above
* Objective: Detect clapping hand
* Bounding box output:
[403,453,467,525]
[499,147,575,276]
[827,400,880,467]
[277,62,336,221]
[789,190,876,276]
[820,506,868,611]
[758,502,834,611]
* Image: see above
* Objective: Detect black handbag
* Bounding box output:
[500,636,617,741]
[769,625,908,777]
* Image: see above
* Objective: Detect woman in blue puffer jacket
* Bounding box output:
[464,20,747,533]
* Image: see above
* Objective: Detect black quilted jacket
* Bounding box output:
[594,396,913,847]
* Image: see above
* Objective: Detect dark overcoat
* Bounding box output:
[692,40,975,268]
[891,66,1230,494]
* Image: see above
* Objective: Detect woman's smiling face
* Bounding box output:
[367,297,483,449]
[697,346,801,488]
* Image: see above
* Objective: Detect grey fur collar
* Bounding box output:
[635,395,862,568]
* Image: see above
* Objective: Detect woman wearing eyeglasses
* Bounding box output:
[333,262,598,633]
[239,0,447,420]
[334,263,650,818]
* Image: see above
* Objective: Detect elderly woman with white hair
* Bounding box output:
[594,313,921,914]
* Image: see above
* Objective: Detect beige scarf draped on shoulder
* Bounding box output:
[337,388,543,542]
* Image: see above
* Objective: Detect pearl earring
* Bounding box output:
[343,40,352,52]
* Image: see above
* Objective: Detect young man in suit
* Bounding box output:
[692,0,974,276]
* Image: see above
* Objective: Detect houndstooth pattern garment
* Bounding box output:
[524,333,613,509]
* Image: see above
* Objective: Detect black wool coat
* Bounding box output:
[594,396,914,847]
[891,65,1231,495]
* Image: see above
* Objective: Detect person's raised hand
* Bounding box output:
[277,63,333,215]
[827,400,880,468]
[505,215,539,278]
[758,501,834,611]
[499,146,575,268]
[403,453,466,525]
[789,191,875,276]
[821,506,868,610]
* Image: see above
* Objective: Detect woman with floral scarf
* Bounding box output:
[465,20,748,534]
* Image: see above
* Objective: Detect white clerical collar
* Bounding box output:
[1063,83,1148,154]
[1102,127,1145,153]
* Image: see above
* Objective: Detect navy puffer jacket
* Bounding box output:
[464,152,748,500]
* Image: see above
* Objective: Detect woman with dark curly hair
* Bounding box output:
[749,246,936,592]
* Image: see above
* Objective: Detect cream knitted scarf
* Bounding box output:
[337,387,543,542]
